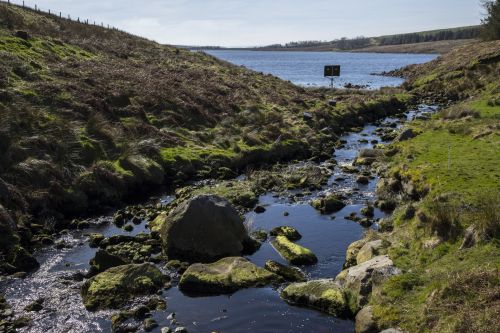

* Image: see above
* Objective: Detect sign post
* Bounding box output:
[324,65,341,88]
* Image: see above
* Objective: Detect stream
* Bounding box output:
[0,105,437,333]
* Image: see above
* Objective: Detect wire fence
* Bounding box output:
[1,0,124,33]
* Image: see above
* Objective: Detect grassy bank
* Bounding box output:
[364,42,500,332]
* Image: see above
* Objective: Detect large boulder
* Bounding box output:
[264,260,307,282]
[81,263,165,310]
[335,255,400,313]
[271,235,318,265]
[281,279,349,317]
[160,195,250,262]
[179,257,278,294]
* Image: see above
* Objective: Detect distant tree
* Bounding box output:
[481,0,500,40]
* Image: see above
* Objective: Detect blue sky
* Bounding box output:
[11,0,484,46]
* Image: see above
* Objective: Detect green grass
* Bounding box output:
[391,95,500,198]
[160,146,237,163]
[372,89,500,332]
[0,35,95,62]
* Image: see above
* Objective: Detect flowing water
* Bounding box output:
[0,105,437,333]
[204,50,438,89]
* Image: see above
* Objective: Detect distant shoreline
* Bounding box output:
[198,39,477,55]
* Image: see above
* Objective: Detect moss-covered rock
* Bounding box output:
[179,257,278,294]
[356,240,383,265]
[264,260,307,282]
[88,233,104,248]
[343,239,368,269]
[271,235,318,265]
[10,246,39,273]
[335,255,400,313]
[281,279,349,317]
[81,263,165,310]
[269,226,302,241]
[149,212,167,234]
[89,249,127,275]
[311,194,346,214]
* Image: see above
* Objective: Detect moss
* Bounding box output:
[269,226,302,241]
[311,194,346,214]
[264,260,306,282]
[189,180,258,209]
[179,257,278,294]
[271,235,318,265]
[81,263,164,310]
[281,279,349,317]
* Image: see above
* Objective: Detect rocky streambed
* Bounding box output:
[0,105,437,333]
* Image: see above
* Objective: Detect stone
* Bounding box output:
[269,226,301,241]
[254,205,266,214]
[356,240,383,264]
[24,299,44,312]
[311,194,346,214]
[355,306,378,333]
[264,260,307,282]
[303,112,313,121]
[81,263,165,310]
[356,176,370,185]
[11,246,39,273]
[150,212,167,234]
[89,249,127,274]
[174,327,188,333]
[251,230,268,242]
[343,239,368,269]
[361,205,374,218]
[379,329,403,333]
[271,236,317,265]
[160,195,250,262]
[15,31,30,40]
[335,255,401,313]
[179,257,278,294]
[395,128,417,142]
[88,233,105,248]
[161,328,172,333]
[460,225,480,250]
[281,279,349,317]
[144,318,158,331]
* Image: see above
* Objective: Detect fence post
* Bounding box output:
[60,12,61,18]
[23,1,24,7]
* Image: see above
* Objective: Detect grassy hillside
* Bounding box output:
[0,3,412,274]
[252,26,481,53]
[365,41,500,332]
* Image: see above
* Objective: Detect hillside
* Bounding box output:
[0,3,412,274]
[252,26,482,53]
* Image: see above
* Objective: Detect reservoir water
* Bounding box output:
[205,50,438,89]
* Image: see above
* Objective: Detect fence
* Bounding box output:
[1,0,125,33]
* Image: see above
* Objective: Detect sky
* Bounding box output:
[10,0,484,47]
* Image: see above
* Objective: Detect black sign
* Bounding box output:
[324,65,340,77]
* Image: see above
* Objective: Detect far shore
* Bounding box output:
[198,39,477,54]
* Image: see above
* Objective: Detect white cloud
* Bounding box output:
[9,0,482,46]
